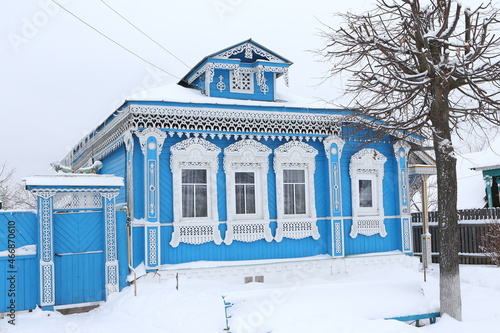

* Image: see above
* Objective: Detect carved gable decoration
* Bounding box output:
[213,40,291,64]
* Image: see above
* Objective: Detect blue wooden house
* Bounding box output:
[58,39,418,273]
[0,39,424,314]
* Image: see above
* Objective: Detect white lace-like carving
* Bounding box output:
[187,63,240,85]
[133,106,342,137]
[170,224,223,246]
[41,264,54,305]
[349,148,387,238]
[54,192,102,210]
[170,137,222,247]
[256,65,289,87]
[274,219,320,242]
[63,104,344,170]
[149,228,157,266]
[225,222,273,244]
[216,75,226,92]
[323,135,345,217]
[216,42,283,62]
[138,127,167,155]
[393,140,411,216]
[349,218,387,237]
[223,139,272,245]
[334,222,342,254]
[40,197,53,262]
[274,141,319,242]
[402,218,411,251]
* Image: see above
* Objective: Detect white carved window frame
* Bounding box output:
[274,141,319,242]
[349,148,387,238]
[223,139,272,245]
[229,70,254,94]
[170,137,222,247]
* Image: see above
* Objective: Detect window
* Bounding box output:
[181,169,208,218]
[283,170,306,215]
[230,71,254,94]
[170,137,222,247]
[223,139,272,244]
[235,172,256,214]
[358,179,373,208]
[274,141,319,242]
[349,148,387,238]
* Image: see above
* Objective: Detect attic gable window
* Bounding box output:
[230,71,254,94]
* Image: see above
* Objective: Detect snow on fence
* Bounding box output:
[412,208,500,265]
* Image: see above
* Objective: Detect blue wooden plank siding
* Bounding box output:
[0,256,38,312]
[0,211,39,312]
[133,137,145,220]
[339,137,403,255]
[53,212,105,305]
[160,221,330,264]
[100,144,127,204]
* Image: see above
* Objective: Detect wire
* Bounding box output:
[100,0,190,69]
[51,0,180,79]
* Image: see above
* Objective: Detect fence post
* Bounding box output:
[421,174,432,276]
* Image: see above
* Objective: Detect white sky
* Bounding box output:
[0,0,494,183]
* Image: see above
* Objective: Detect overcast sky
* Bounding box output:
[1,0,494,183]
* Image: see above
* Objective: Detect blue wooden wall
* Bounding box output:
[0,207,129,312]
[340,136,402,255]
[0,211,38,312]
[100,144,127,204]
[128,133,406,267]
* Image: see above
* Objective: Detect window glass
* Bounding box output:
[359,179,373,208]
[283,170,306,215]
[235,172,256,214]
[181,169,208,218]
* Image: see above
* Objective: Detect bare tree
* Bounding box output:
[0,162,36,210]
[317,0,500,320]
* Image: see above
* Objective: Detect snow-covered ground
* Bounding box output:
[2,263,500,333]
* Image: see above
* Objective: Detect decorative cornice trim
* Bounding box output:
[323,135,345,158]
[393,140,411,159]
[137,127,167,155]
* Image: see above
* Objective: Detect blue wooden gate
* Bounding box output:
[53,212,105,306]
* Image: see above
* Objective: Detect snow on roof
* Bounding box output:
[456,137,500,209]
[467,137,500,171]
[126,83,330,109]
[457,153,487,209]
[23,174,124,187]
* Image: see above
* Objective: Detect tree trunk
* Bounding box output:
[430,85,462,320]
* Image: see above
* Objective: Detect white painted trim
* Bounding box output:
[229,71,254,94]
[223,139,272,244]
[170,137,223,247]
[274,141,319,241]
[349,148,387,238]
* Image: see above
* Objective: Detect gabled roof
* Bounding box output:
[179,39,292,87]
[408,149,437,175]
[207,38,292,64]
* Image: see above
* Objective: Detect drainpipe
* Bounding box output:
[126,217,137,296]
